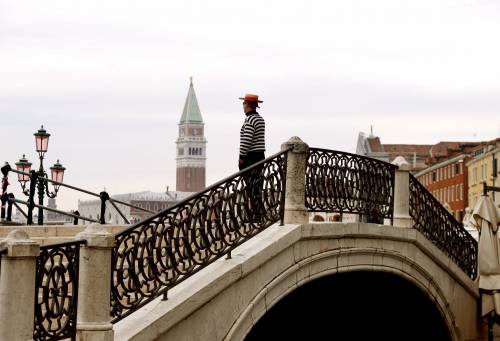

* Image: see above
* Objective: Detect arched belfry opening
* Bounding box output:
[245,271,451,341]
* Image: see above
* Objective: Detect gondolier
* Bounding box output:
[238,94,266,170]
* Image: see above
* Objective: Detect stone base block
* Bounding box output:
[77,323,114,341]
[393,216,412,228]
[284,209,308,224]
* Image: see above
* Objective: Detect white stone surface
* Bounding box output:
[392,164,412,228]
[113,222,483,341]
[76,224,114,341]
[0,229,39,341]
[281,137,309,224]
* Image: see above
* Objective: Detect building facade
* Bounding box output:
[466,143,500,210]
[176,78,207,192]
[356,131,481,173]
[415,155,469,221]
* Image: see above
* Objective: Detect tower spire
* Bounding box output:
[176,77,207,192]
[180,77,203,124]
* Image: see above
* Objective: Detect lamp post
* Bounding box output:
[15,126,66,225]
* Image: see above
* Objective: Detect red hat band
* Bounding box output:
[238,94,263,103]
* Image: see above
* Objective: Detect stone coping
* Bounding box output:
[0,225,128,245]
[113,222,479,340]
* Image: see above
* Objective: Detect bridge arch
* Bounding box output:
[245,270,452,340]
[226,246,459,341]
[114,223,480,341]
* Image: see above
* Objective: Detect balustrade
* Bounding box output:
[0,138,479,339]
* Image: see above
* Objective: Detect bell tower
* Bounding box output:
[176,77,207,192]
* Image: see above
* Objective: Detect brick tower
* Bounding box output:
[176,77,207,192]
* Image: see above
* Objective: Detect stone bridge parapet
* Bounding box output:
[114,222,482,341]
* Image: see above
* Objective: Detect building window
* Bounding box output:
[455,164,459,175]
[432,172,436,182]
[178,148,184,156]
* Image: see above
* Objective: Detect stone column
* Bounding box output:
[76,224,114,341]
[392,157,412,228]
[281,136,309,224]
[0,229,40,341]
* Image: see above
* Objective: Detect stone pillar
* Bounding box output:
[392,157,412,228]
[0,229,40,341]
[281,136,309,224]
[76,224,114,341]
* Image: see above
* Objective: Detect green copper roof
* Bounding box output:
[180,78,203,124]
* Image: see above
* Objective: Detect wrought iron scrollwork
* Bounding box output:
[110,151,287,322]
[409,175,478,279]
[305,148,396,219]
[34,240,85,341]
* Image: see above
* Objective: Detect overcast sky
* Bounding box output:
[1,0,500,210]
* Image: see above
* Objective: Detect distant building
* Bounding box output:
[356,130,482,173]
[176,77,207,192]
[415,154,469,222]
[466,140,500,210]
[45,198,72,224]
[78,190,193,224]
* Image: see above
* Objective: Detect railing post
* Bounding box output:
[281,136,309,224]
[99,191,109,224]
[392,158,412,228]
[0,229,40,341]
[75,224,114,341]
[6,193,14,222]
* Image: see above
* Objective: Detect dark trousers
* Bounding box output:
[239,151,265,222]
[239,151,265,171]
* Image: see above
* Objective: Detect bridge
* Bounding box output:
[0,137,487,341]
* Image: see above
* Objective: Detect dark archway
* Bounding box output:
[245,271,451,341]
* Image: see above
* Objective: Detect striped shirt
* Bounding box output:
[239,111,265,156]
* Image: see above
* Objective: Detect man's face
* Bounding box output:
[243,101,250,113]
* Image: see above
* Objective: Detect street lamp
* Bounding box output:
[16,126,66,225]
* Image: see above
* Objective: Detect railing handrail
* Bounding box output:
[305,147,397,220]
[110,149,289,322]
[114,147,291,238]
[308,147,399,170]
[34,238,84,341]
[9,197,100,223]
[39,238,87,250]
[2,163,154,225]
[409,173,471,230]
[409,173,478,279]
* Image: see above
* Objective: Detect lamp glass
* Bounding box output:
[35,135,50,153]
[50,160,65,183]
[15,156,31,182]
[34,126,50,153]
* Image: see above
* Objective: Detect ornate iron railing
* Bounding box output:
[33,240,85,341]
[305,148,397,219]
[409,175,478,279]
[110,150,288,322]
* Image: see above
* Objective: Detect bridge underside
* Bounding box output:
[246,270,451,341]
